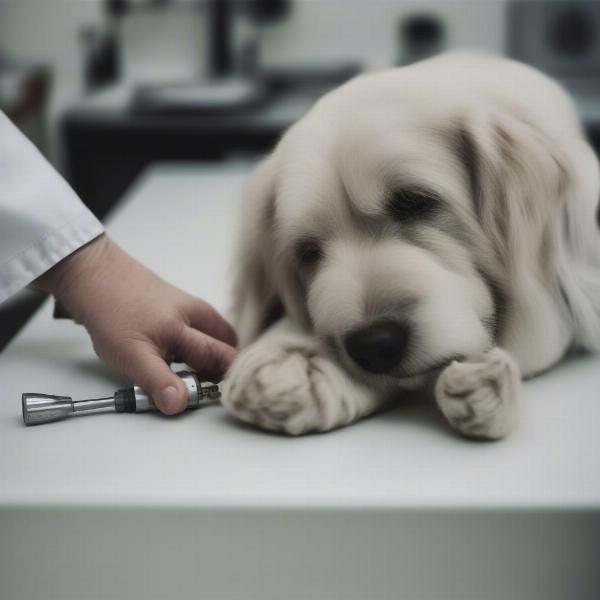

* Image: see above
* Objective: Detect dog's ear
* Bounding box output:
[453,108,600,351]
[231,155,283,348]
[553,137,600,351]
[454,110,566,278]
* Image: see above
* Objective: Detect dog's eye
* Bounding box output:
[295,238,322,267]
[388,189,439,221]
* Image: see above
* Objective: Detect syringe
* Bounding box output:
[22,370,220,426]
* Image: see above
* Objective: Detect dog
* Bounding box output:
[221,52,600,439]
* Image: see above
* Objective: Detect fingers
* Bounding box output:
[111,326,237,417]
[185,299,238,347]
[175,326,237,382]
[123,343,189,415]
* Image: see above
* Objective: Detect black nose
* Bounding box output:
[344,321,409,374]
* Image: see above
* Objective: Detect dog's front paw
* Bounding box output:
[434,347,520,439]
[222,341,360,435]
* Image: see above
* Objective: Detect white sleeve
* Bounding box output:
[0,111,104,304]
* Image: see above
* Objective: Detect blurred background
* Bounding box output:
[1,0,600,345]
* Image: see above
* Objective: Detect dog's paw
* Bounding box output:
[434,347,520,439]
[223,345,335,435]
[222,341,360,435]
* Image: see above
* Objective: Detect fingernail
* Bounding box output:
[159,386,180,413]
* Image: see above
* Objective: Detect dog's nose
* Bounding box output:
[343,321,409,374]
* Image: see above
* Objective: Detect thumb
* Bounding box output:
[125,344,188,415]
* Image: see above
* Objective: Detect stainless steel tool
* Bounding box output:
[22,370,221,426]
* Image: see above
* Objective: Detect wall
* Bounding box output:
[260,0,507,69]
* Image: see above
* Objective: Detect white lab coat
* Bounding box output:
[0,111,104,304]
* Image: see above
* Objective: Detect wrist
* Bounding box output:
[35,234,113,319]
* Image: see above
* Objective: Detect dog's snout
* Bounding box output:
[344,321,409,373]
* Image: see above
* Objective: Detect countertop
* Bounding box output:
[1,162,598,600]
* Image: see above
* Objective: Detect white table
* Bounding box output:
[1,163,599,600]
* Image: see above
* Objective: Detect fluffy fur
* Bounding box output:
[222,52,600,439]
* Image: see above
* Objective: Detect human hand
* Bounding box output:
[36,234,237,414]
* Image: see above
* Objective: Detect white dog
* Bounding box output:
[222,52,600,439]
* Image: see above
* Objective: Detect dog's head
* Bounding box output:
[232,65,583,386]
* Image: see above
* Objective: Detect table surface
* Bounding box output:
[1,162,599,510]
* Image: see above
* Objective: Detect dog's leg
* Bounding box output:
[434,347,521,439]
[222,319,384,435]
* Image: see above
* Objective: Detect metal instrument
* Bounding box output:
[22,370,220,426]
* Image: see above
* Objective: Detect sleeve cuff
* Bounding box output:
[0,209,105,305]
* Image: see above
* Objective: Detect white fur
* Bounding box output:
[223,52,600,439]
[435,347,520,439]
